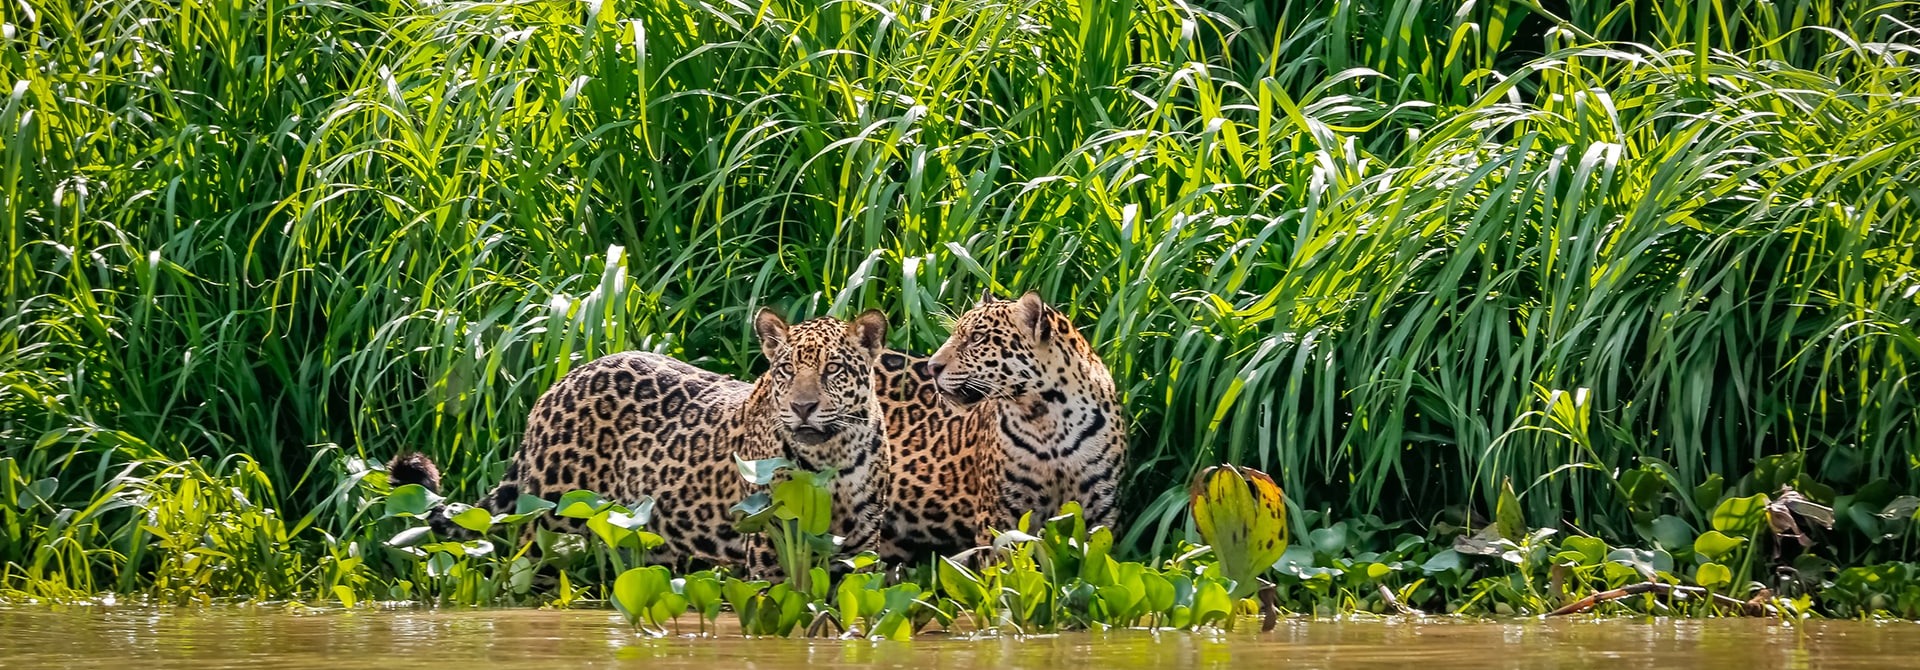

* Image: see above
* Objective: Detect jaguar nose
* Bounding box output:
[926,361,946,380]
[789,399,819,421]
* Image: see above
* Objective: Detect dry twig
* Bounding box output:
[1548,582,1774,617]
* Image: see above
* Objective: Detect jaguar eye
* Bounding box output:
[968,331,988,345]
[822,362,846,379]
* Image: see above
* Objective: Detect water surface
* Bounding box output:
[2,607,1915,669]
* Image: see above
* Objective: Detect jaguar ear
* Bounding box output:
[850,309,889,358]
[754,308,789,361]
[979,287,1000,305]
[1016,292,1052,343]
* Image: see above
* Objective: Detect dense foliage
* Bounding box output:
[2,0,1917,608]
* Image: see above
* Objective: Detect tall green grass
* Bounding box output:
[4,0,1917,589]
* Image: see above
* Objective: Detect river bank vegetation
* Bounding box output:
[3,0,1917,624]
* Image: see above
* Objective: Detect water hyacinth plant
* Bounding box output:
[377,462,1919,634]
[729,457,839,595]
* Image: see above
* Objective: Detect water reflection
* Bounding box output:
[2,607,1916,669]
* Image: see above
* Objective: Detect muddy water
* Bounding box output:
[2,607,1916,669]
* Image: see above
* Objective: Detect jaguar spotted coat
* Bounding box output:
[389,309,892,571]
[876,292,1127,562]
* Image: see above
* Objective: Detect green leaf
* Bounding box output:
[16,477,56,511]
[1111,562,1147,619]
[552,571,574,608]
[1098,584,1141,619]
[1853,479,1897,509]
[492,509,547,525]
[425,552,455,578]
[586,509,633,549]
[450,506,495,534]
[992,529,1041,550]
[1140,571,1175,615]
[836,573,872,622]
[1692,530,1745,562]
[808,566,831,602]
[734,455,793,486]
[840,551,881,571]
[729,491,777,533]
[1168,605,1193,629]
[1844,500,1882,538]
[421,539,494,558]
[535,527,588,563]
[1495,477,1526,540]
[332,585,357,608]
[1560,536,1609,567]
[1877,496,1919,521]
[1420,548,1465,574]
[1749,453,1803,493]
[1272,545,1317,578]
[611,566,671,627]
[771,476,831,536]
[649,592,688,624]
[1620,467,1666,509]
[1003,568,1046,622]
[1794,475,1837,506]
[624,497,657,527]
[33,428,68,450]
[937,556,987,607]
[1638,458,1700,518]
[1191,577,1233,627]
[1600,561,1641,585]
[1606,548,1673,579]
[555,490,610,519]
[508,556,535,595]
[1081,526,1115,585]
[747,590,782,636]
[871,611,913,641]
[1047,503,1089,541]
[608,508,650,532]
[1711,493,1771,538]
[1309,523,1348,557]
[722,577,765,615]
[1169,574,1194,606]
[495,495,554,525]
[515,494,557,515]
[387,526,434,549]
[883,582,921,613]
[1649,515,1696,554]
[384,484,441,519]
[1694,562,1733,589]
[684,573,723,621]
[774,586,807,635]
[1692,475,1725,519]
[1363,562,1393,581]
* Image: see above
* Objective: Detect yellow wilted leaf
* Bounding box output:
[1191,464,1289,598]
